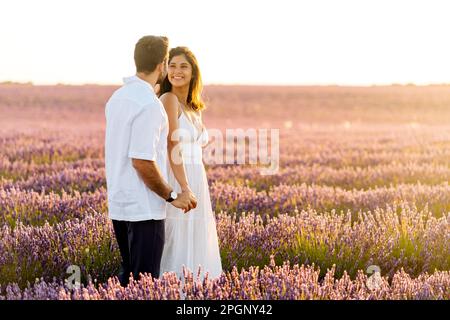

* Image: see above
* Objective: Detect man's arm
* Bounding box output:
[132,158,197,212]
[132,158,171,200]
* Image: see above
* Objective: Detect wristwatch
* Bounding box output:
[166,190,178,202]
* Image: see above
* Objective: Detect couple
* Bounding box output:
[105,35,222,287]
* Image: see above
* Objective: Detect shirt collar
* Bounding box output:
[123,75,155,93]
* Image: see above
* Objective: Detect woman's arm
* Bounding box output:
[160,93,191,192]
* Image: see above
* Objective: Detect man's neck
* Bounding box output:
[136,72,159,89]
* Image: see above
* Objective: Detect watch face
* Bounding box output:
[171,191,177,199]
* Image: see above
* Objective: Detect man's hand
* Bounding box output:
[171,190,197,213]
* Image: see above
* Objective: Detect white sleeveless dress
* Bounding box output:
[160,108,223,280]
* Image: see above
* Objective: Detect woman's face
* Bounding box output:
[168,54,193,88]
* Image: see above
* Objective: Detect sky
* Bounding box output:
[1,0,450,86]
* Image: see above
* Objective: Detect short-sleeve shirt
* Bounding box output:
[105,75,169,221]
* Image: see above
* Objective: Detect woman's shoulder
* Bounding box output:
[159,91,178,102]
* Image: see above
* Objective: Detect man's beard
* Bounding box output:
[157,71,166,85]
[159,65,168,83]
[156,77,163,87]
[154,71,167,96]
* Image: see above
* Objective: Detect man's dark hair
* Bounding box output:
[134,36,169,74]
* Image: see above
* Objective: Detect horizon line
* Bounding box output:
[2,80,450,88]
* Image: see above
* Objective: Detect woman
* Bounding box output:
[159,47,222,280]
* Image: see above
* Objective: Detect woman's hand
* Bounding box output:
[178,188,197,213]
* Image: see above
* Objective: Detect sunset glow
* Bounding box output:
[1,0,450,85]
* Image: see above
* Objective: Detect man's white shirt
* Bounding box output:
[105,75,169,221]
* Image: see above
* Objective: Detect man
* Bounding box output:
[105,35,197,287]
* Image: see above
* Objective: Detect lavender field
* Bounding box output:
[0,84,449,300]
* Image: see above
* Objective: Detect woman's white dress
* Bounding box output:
[160,108,223,280]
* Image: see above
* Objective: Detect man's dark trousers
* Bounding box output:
[112,219,165,287]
